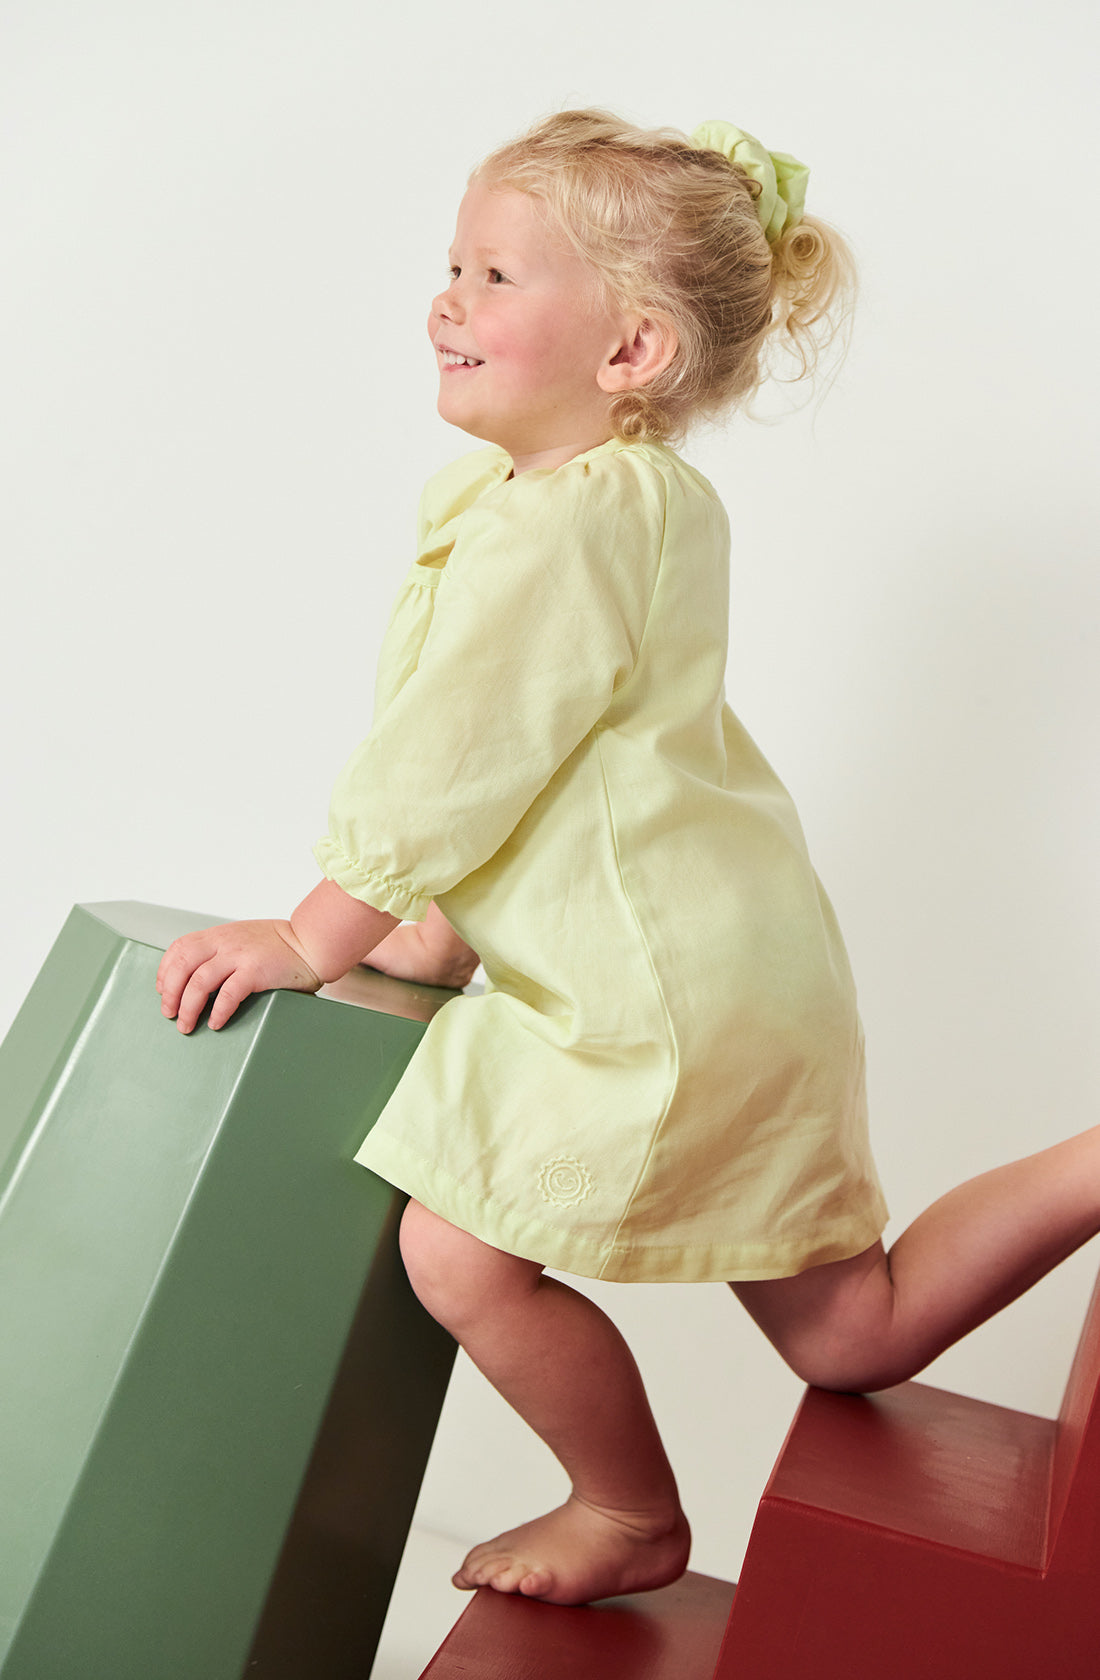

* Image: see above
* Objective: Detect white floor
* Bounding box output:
[370,1525,473,1679]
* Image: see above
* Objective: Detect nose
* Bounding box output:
[432,274,464,326]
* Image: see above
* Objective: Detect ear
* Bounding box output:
[597,313,678,394]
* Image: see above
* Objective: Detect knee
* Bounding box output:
[762,1303,919,1392]
[398,1198,541,1339]
[733,1246,923,1396]
[398,1199,465,1323]
[784,1339,920,1395]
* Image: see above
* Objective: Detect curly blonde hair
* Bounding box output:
[474,109,854,443]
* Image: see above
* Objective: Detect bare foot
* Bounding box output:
[452,1494,691,1606]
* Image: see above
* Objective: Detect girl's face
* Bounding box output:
[429,181,632,475]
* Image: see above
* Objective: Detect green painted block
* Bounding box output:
[0,902,458,1679]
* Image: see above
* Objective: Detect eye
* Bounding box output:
[487,268,508,284]
[447,264,461,280]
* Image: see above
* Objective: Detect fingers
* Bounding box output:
[157,932,217,1031]
[157,927,251,1035]
[157,932,239,1035]
[206,970,256,1033]
[174,959,237,1035]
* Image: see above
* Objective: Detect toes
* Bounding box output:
[485,1559,529,1593]
[454,1548,549,1597]
[454,1550,514,1591]
[453,1544,488,1586]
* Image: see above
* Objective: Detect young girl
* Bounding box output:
[156,110,1100,1608]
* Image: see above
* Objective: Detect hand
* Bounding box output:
[157,919,322,1035]
[363,902,480,990]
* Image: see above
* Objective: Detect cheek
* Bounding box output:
[495,330,562,384]
[475,305,549,373]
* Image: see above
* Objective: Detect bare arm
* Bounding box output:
[363,900,480,990]
[156,877,398,1035]
[288,878,399,980]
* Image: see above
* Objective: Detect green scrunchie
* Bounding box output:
[691,120,809,244]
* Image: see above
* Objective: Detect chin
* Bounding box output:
[437,403,500,449]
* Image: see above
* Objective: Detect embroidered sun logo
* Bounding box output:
[538,1156,594,1208]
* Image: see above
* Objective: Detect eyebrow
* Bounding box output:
[449,245,518,267]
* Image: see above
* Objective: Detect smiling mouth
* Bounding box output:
[439,348,484,368]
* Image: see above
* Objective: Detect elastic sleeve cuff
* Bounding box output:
[312,836,431,922]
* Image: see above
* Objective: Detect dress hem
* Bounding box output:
[355,1129,889,1286]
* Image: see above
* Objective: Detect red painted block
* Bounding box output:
[716,1269,1100,1680]
[418,1570,735,1680]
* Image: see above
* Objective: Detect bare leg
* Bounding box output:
[733,1123,1100,1392]
[399,1199,690,1605]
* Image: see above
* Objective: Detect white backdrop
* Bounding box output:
[3,0,1098,1591]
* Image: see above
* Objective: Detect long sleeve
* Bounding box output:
[314,444,667,919]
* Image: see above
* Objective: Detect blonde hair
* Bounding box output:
[474,109,854,442]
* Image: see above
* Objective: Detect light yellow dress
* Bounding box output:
[315,437,887,1282]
